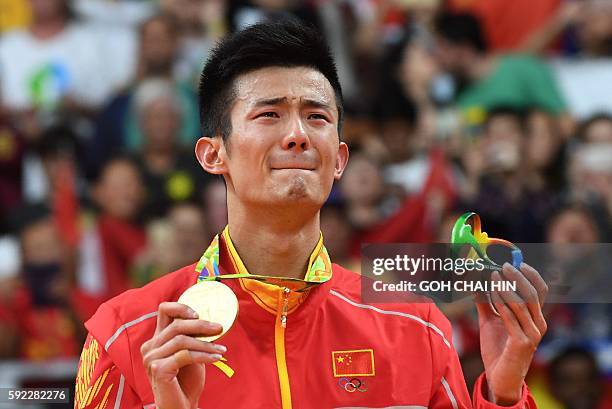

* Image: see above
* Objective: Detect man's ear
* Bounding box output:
[195,137,228,175]
[333,142,349,180]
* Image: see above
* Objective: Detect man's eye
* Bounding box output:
[308,114,328,121]
[258,112,279,118]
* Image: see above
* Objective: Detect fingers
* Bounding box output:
[490,290,540,359]
[489,288,523,340]
[143,334,226,371]
[148,350,222,381]
[518,262,549,307]
[491,270,547,349]
[153,318,223,349]
[474,292,498,319]
[501,263,539,304]
[500,263,548,337]
[155,302,199,335]
[142,301,227,383]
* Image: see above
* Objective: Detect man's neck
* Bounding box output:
[226,199,321,280]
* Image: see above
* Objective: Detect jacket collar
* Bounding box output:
[196,226,334,319]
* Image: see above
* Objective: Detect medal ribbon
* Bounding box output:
[195,226,333,287]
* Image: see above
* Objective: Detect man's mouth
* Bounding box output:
[271,164,316,171]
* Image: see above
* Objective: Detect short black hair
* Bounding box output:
[434,12,487,53]
[374,91,417,127]
[577,112,612,141]
[93,153,141,185]
[35,122,83,165]
[198,20,344,141]
[484,106,528,133]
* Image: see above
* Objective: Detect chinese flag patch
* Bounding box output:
[332,349,375,377]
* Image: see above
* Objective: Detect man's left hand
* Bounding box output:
[476,262,548,405]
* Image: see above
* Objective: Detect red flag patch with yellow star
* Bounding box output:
[332,349,375,377]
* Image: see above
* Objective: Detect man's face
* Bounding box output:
[141,97,180,150]
[95,161,145,221]
[547,210,599,244]
[207,66,348,210]
[169,205,209,266]
[141,20,177,75]
[483,115,524,172]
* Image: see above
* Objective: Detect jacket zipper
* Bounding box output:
[275,287,292,409]
[280,287,290,328]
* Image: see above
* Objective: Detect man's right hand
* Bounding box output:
[141,302,227,409]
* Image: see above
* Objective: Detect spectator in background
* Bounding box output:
[547,347,612,409]
[525,110,567,193]
[75,156,146,320]
[320,201,359,271]
[166,202,210,266]
[432,12,570,134]
[447,0,561,52]
[160,0,228,85]
[528,2,612,119]
[132,79,211,220]
[537,204,612,379]
[524,0,612,57]
[89,14,199,177]
[578,113,612,144]
[570,1,612,57]
[394,37,442,142]
[0,0,115,125]
[460,107,558,242]
[376,93,431,195]
[339,147,438,257]
[133,14,180,81]
[0,208,84,360]
[571,114,612,224]
[547,204,602,244]
[339,150,397,230]
[567,142,612,233]
[20,123,83,209]
[133,201,210,286]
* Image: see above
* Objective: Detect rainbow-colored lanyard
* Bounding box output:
[195,230,332,292]
[450,212,523,271]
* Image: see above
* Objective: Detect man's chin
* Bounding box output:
[243,176,329,208]
[262,190,324,209]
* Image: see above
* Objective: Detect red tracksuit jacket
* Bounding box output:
[75,235,536,409]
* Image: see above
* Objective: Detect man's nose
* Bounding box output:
[281,116,310,151]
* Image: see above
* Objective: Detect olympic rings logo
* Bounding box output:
[338,377,367,393]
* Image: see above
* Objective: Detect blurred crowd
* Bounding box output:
[0,0,611,407]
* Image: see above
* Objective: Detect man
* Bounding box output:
[432,12,568,132]
[0,0,113,112]
[75,21,548,408]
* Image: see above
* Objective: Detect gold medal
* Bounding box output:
[177,280,239,342]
